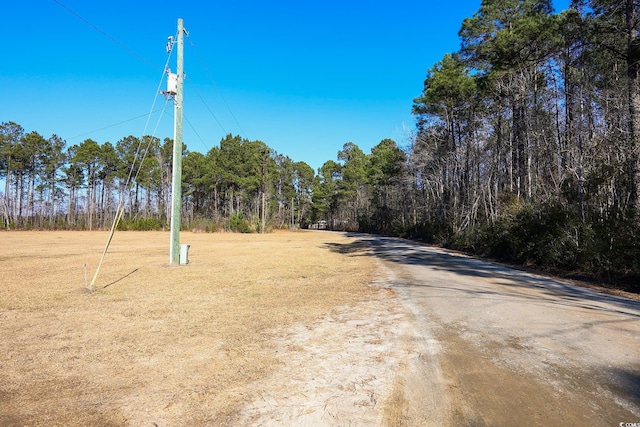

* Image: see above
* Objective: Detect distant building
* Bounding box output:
[308,220,327,230]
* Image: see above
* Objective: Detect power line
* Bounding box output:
[52,0,161,71]
[67,108,167,140]
[132,99,171,186]
[52,1,246,154]
[52,0,178,147]
[89,33,175,288]
[125,45,176,192]
[184,113,212,153]
[185,34,248,139]
[188,83,228,135]
[53,4,213,165]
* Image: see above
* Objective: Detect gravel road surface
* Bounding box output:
[363,234,640,426]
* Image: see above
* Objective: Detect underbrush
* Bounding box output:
[402,202,640,294]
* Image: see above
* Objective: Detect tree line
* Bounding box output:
[0,127,317,233]
[2,0,639,289]
[0,120,402,234]
[321,0,640,288]
[406,0,640,289]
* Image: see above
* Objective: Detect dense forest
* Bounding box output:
[2,0,640,289]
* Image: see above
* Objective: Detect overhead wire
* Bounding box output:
[90,36,175,290]
[52,0,175,156]
[189,84,228,136]
[156,107,212,153]
[67,108,168,141]
[52,1,244,282]
[183,113,210,152]
[53,0,236,154]
[122,37,175,198]
[132,98,172,187]
[52,0,175,288]
[185,33,248,139]
[52,0,161,72]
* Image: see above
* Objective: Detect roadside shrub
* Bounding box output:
[473,202,581,270]
[406,219,453,245]
[228,212,252,233]
[189,217,217,233]
[585,209,640,290]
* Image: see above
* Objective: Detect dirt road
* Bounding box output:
[237,233,639,426]
[363,234,640,426]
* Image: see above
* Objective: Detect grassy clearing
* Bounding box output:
[0,230,379,426]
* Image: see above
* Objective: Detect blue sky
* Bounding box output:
[3,0,570,172]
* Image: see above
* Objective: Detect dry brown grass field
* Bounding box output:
[0,230,394,426]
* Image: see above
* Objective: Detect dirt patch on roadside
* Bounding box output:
[233,285,407,426]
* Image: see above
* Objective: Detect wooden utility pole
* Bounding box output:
[170,18,185,264]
